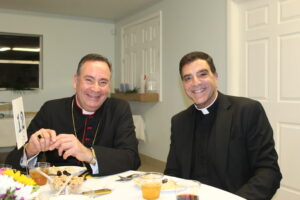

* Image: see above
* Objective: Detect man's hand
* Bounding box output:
[49,134,93,163]
[25,128,57,158]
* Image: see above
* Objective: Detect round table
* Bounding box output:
[38,170,246,200]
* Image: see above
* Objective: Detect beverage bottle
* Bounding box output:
[146,73,157,93]
[139,75,146,93]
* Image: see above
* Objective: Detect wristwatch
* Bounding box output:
[89,147,97,165]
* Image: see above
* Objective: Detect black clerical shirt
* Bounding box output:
[73,98,104,148]
[190,97,223,189]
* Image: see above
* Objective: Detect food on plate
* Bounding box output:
[48,167,84,193]
[48,166,84,175]
[161,178,179,190]
[51,174,84,192]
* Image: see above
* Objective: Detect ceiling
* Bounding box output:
[0,0,161,21]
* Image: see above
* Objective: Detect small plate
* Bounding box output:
[134,177,180,191]
[161,179,181,191]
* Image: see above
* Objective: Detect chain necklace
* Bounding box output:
[71,98,101,147]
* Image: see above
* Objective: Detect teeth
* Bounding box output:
[193,88,204,93]
[87,94,100,99]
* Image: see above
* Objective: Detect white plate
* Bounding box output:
[48,166,87,175]
[49,194,90,200]
[161,178,181,191]
[134,177,180,191]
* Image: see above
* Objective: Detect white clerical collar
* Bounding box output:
[194,92,218,115]
[75,95,95,115]
[82,109,94,115]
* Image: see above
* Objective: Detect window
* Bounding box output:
[0,33,42,90]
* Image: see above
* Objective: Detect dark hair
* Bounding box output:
[179,51,216,78]
[77,53,112,75]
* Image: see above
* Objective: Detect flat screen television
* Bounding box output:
[0,32,42,90]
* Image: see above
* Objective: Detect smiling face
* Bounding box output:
[181,59,218,109]
[73,60,111,112]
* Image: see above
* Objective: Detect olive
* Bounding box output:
[63,170,71,176]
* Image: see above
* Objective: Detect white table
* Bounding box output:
[38,171,246,200]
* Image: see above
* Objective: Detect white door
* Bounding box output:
[121,12,162,99]
[228,0,300,199]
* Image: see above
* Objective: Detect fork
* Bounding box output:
[116,173,140,181]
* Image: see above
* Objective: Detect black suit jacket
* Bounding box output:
[165,92,282,200]
[6,96,140,176]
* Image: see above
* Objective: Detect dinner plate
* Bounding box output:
[49,194,90,200]
[48,166,87,175]
[161,178,181,191]
[133,177,180,191]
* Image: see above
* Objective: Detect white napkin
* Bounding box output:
[133,115,146,141]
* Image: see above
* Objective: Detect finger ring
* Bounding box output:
[38,134,42,139]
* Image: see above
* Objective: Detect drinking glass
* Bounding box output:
[140,172,163,200]
[29,162,51,185]
[176,180,201,200]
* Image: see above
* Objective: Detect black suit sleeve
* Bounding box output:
[235,102,282,200]
[5,146,25,171]
[164,116,180,176]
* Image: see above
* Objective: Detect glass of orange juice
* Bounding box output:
[140,172,163,200]
[29,162,51,185]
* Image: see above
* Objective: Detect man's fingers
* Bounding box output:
[36,130,52,151]
[39,138,47,152]
[57,140,80,160]
[42,132,51,150]
[57,145,64,156]
[47,129,57,143]
[30,137,41,152]
[50,134,75,150]
[62,149,73,160]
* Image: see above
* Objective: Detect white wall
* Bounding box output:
[0,9,115,111]
[115,0,227,161]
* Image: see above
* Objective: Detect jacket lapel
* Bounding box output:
[214,93,233,181]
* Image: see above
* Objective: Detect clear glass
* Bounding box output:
[176,180,201,200]
[29,162,51,185]
[140,172,163,200]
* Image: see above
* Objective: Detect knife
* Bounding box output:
[82,188,112,196]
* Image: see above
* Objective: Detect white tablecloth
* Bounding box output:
[39,170,246,200]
